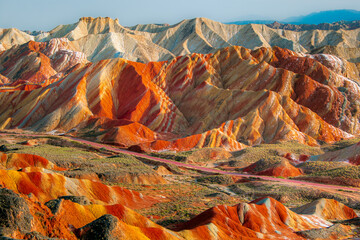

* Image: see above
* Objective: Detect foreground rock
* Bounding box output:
[0,153,65,170]
[0,188,76,239]
[0,184,358,239]
[0,188,32,236]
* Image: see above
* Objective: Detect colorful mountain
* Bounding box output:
[0,41,358,151]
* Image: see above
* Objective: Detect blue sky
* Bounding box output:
[1,0,360,30]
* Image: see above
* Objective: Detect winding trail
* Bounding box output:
[2,132,360,193]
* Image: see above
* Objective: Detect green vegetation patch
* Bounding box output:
[149,150,197,162]
[196,175,234,185]
[309,166,360,179]
[92,154,155,175]
[11,144,99,165]
[241,156,285,173]
[230,141,322,167]
[9,141,155,176]
[321,137,360,152]
[297,161,349,174]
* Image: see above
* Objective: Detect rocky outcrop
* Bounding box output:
[185,148,232,166]
[0,188,33,236]
[0,39,87,90]
[75,214,122,240]
[0,188,76,239]
[296,223,352,240]
[0,28,33,50]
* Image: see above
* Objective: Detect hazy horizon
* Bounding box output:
[1,0,360,31]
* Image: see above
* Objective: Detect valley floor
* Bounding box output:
[0,129,360,239]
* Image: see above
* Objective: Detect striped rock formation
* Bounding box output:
[0,169,157,207]
[47,198,182,240]
[177,197,356,240]
[0,39,87,91]
[0,43,359,151]
[0,152,65,170]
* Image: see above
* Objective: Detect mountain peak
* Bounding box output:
[79,17,119,24]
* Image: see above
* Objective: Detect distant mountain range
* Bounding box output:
[228,9,360,25]
[2,17,360,64]
[267,20,360,31]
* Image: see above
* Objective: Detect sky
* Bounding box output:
[1,0,360,31]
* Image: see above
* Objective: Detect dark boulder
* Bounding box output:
[76,214,119,240]
[45,196,91,214]
[0,188,33,236]
[0,145,9,152]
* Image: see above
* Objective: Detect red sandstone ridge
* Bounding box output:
[0,153,65,171]
[242,158,303,178]
[0,44,358,151]
[0,169,158,208]
[175,197,355,240]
